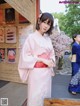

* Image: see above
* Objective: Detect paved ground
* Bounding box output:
[0,74,80,106]
[0,80,9,88]
[0,82,27,106]
[52,74,80,99]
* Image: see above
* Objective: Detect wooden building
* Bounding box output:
[0,0,40,83]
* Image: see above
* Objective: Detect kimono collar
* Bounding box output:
[32,30,53,51]
[35,30,48,38]
[75,41,79,45]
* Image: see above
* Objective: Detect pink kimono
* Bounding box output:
[18,30,55,106]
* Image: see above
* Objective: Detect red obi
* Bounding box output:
[34,62,48,68]
[34,53,50,68]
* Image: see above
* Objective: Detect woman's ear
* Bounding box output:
[74,38,76,41]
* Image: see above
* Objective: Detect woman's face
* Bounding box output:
[38,19,51,35]
[75,35,80,42]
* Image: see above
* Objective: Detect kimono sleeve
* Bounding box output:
[72,45,77,54]
[48,37,56,63]
[18,35,37,82]
[72,45,80,63]
[50,48,56,63]
[50,47,56,76]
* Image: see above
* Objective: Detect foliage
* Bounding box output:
[64,4,80,37]
[50,30,72,58]
[52,12,66,32]
[58,56,63,70]
[52,3,80,37]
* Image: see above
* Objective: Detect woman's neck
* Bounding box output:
[75,41,79,44]
[38,30,44,36]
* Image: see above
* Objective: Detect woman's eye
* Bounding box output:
[43,21,51,26]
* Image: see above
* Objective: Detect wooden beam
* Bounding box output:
[4,0,36,24]
[36,0,40,19]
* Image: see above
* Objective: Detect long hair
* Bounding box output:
[36,12,54,35]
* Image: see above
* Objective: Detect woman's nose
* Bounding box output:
[45,23,48,27]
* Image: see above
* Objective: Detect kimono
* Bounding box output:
[18,30,55,106]
[68,42,80,93]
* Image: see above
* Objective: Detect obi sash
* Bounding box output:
[34,62,48,68]
[34,53,50,68]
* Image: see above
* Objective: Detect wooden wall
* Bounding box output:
[0,3,33,83]
[4,0,36,24]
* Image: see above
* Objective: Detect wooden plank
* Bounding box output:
[4,0,36,24]
[44,98,80,106]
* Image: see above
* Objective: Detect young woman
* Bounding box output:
[18,13,56,106]
[68,34,80,94]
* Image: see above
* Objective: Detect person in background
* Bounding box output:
[18,12,56,106]
[68,34,80,94]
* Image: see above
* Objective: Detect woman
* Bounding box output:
[18,12,56,106]
[68,34,80,94]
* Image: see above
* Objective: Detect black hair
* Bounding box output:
[72,33,79,45]
[36,12,54,35]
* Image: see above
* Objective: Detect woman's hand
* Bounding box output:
[36,56,56,67]
[44,59,56,67]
